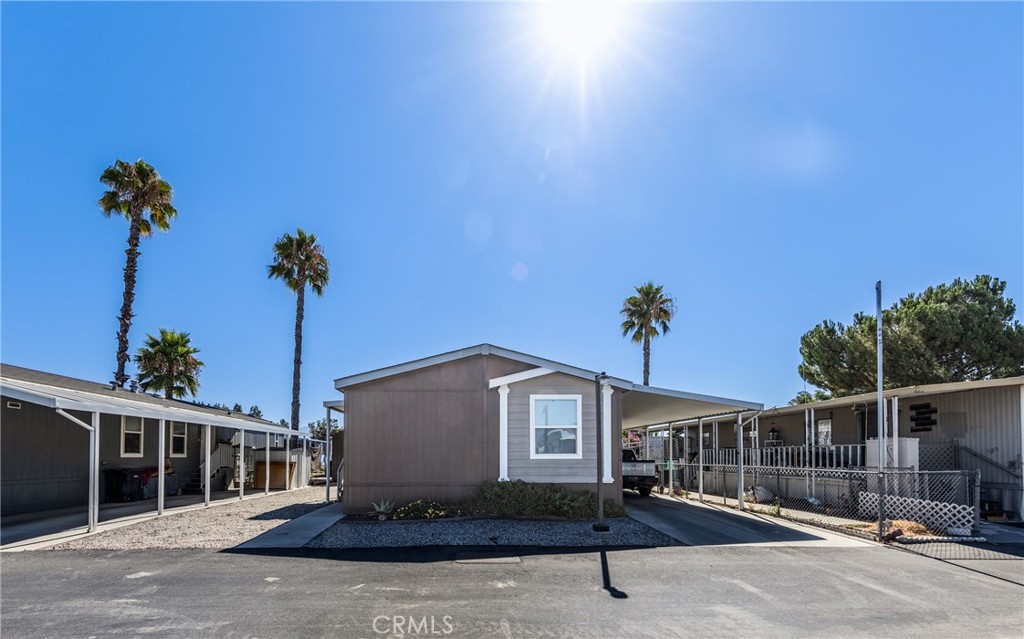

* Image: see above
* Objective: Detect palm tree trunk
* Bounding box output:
[115,214,143,387]
[291,283,305,431]
[642,332,651,386]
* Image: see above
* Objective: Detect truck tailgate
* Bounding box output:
[622,461,656,476]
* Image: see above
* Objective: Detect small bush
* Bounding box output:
[391,499,459,520]
[461,481,626,520]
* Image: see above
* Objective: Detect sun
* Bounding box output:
[540,2,627,64]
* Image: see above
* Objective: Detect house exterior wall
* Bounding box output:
[342,354,534,512]
[1,397,210,515]
[506,373,623,496]
[1,399,89,515]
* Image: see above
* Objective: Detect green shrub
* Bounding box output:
[460,480,627,520]
[391,499,459,520]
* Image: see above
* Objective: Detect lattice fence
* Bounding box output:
[858,491,974,533]
[919,444,955,471]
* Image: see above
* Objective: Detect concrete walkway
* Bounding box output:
[625,492,875,548]
[236,502,344,549]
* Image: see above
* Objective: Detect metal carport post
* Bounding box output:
[55,409,99,532]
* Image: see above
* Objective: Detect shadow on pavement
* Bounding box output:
[223,544,655,564]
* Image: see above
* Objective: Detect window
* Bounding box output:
[170,422,187,457]
[816,418,832,446]
[530,395,582,459]
[121,416,144,457]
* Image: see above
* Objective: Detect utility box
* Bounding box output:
[865,437,919,470]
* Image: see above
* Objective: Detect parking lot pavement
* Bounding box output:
[2,544,1021,638]
[625,492,874,547]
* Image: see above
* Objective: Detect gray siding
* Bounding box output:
[1,400,89,515]
[507,373,597,483]
[2,396,209,515]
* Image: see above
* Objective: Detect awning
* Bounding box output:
[621,385,763,430]
[1,377,305,436]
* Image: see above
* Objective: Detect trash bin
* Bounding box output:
[103,468,143,502]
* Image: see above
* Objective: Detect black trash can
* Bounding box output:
[103,469,143,502]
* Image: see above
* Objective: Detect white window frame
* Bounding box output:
[529,394,583,460]
[121,415,144,458]
[170,422,188,458]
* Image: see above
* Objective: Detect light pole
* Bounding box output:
[594,372,609,532]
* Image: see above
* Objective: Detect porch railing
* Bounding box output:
[702,444,865,469]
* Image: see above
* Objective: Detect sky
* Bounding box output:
[2,1,1022,428]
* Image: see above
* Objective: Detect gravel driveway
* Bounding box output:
[307,517,680,548]
[49,488,328,551]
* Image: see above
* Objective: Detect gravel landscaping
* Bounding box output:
[48,488,328,551]
[306,516,680,548]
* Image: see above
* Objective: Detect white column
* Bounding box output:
[264,432,270,495]
[89,412,99,532]
[286,431,292,490]
[239,428,246,500]
[498,384,510,481]
[737,413,744,510]
[157,419,166,515]
[302,437,308,486]
[698,418,704,500]
[204,424,211,507]
[601,383,613,483]
[325,407,331,503]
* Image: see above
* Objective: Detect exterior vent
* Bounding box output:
[6,401,22,410]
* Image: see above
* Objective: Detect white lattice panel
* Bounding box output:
[858,491,975,532]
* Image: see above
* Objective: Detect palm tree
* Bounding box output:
[268,228,330,431]
[99,159,178,387]
[620,281,676,386]
[134,329,204,399]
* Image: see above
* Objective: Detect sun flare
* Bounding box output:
[540,2,627,63]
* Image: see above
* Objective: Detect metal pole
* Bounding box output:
[285,430,291,490]
[204,424,211,507]
[593,373,608,532]
[89,412,99,532]
[668,422,674,495]
[265,431,270,495]
[737,413,744,510]
[892,396,899,469]
[876,280,886,540]
[157,419,166,515]
[239,428,246,500]
[325,407,332,503]
[698,418,704,501]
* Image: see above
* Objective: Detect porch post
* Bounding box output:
[302,437,308,486]
[698,418,704,501]
[668,423,674,495]
[239,428,246,500]
[204,424,211,507]
[265,431,270,495]
[325,407,331,503]
[601,383,613,484]
[498,385,510,480]
[285,430,292,490]
[737,413,744,510]
[89,412,100,532]
[157,419,166,515]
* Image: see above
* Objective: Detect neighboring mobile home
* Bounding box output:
[325,344,762,512]
[664,376,1023,520]
[1,364,318,537]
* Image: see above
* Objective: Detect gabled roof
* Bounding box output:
[762,375,1024,417]
[333,343,633,390]
[1,363,301,435]
[332,343,762,427]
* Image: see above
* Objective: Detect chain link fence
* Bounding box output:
[657,462,1013,559]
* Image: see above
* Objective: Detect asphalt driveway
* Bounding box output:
[624,492,873,547]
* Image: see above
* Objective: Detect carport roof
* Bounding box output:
[1,364,303,435]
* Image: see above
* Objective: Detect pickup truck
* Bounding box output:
[622,448,658,497]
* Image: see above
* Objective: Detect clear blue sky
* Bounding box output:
[2,2,1022,427]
